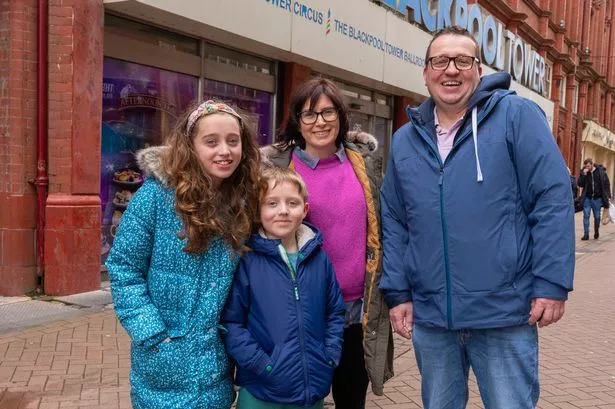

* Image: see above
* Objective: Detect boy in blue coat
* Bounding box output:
[222,167,345,409]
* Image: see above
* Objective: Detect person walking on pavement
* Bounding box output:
[578,158,611,239]
[260,77,394,408]
[222,167,346,409]
[380,26,575,409]
[106,101,261,409]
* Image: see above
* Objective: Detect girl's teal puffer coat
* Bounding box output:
[106,147,237,409]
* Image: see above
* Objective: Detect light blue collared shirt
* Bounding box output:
[292,145,346,169]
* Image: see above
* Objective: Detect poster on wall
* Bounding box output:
[203,79,273,146]
[100,58,198,264]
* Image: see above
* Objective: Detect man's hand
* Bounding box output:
[390,302,413,339]
[528,298,566,328]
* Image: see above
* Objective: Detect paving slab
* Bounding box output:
[0,213,613,408]
[53,290,113,309]
[0,300,85,334]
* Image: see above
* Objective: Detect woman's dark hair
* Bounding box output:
[278,77,349,149]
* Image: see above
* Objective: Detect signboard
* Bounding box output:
[380,0,547,96]
[583,120,615,152]
[104,0,554,126]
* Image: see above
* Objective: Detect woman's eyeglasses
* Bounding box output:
[298,107,339,125]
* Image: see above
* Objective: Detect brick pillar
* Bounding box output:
[605,92,613,128]
[278,62,311,136]
[598,4,607,75]
[0,0,38,295]
[567,0,580,43]
[565,74,576,168]
[581,0,591,49]
[44,0,103,295]
[593,83,602,123]
[394,96,416,131]
[576,80,589,169]
[607,5,615,86]
[551,63,563,146]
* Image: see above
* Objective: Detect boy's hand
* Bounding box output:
[390,302,413,339]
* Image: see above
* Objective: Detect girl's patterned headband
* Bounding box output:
[186,100,242,135]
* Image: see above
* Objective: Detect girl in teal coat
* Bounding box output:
[106,101,261,409]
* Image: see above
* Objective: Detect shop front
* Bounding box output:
[335,80,394,160]
[100,15,277,264]
[100,0,558,265]
[581,120,615,193]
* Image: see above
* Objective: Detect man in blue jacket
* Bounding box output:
[380,26,575,409]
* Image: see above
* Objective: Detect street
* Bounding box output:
[0,214,614,409]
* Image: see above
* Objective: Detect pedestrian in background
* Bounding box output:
[380,26,575,409]
[106,101,261,409]
[578,158,611,239]
[222,166,345,409]
[261,77,393,408]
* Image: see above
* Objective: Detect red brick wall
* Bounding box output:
[394,96,419,131]
[44,0,103,295]
[279,62,312,131]
[0,0,38,295]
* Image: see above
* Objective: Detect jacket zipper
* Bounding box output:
[438,166,453,329]
[412,102,496,329]
[282,251,310,403]
[413,128,454,330]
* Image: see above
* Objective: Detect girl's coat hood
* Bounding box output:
[135,146,169,186]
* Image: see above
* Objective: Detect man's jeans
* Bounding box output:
[412,323,539,409]
[583,197,603,233]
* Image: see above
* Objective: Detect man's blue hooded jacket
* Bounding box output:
[380,72,575,329]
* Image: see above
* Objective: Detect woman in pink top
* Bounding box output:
[261,78,394,408]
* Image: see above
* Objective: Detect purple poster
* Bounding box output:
[203,79,273,146]
[100,58,198,263]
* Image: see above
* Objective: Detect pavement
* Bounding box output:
[0,213,614,408]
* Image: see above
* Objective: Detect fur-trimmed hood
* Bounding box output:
[135,146,169,186]
[260,131,379,167]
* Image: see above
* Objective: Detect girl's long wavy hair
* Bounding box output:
[161,101,261,254]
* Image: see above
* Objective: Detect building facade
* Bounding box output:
[0,0,612,296]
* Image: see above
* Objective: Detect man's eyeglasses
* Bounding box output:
[428,55,480,71]
[298,108,339,125]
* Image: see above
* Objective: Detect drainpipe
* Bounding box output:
[35,0,48,286]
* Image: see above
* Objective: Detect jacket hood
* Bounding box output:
[406,72,514,184]
[260,131,378,167]
[248,222,322,259]
[408,72,512,125]
[135,146,169,186]
[467,71,512,111]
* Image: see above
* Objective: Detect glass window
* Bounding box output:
[544,63,552,99]
[205,43,274,75]
[100,58,198,263]
[105,14,200,56]
[559,76,566,107]
[203,79,274,146]
[348,111,371,135]
[374,117,388,151]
